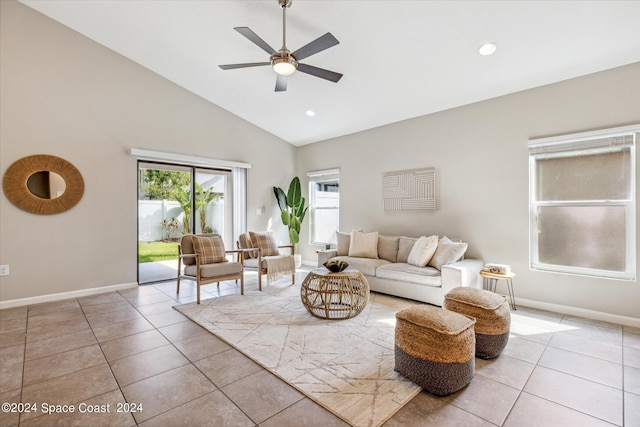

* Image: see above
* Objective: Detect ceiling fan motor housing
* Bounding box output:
[271,51,298,75]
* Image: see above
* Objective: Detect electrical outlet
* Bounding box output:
[0,265,9,276]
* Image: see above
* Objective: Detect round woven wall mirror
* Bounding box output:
[2,154,84,215]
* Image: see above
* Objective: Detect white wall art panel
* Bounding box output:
[383,168,436,211]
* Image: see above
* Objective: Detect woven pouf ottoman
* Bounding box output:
[394,305,476,396]
[444,287,511,359]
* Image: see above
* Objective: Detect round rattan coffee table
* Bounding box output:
[300,267,370,320]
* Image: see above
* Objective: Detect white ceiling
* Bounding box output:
[19,1,640,146]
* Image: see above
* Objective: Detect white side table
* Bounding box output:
[480,270,517,310]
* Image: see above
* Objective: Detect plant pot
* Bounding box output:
[293,254,302,269]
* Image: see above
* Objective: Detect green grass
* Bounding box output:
[138,241,179,263]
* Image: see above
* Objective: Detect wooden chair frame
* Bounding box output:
[177,243,245,304]
[237,241,295,291]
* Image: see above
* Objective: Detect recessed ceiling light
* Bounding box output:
[305,110,316,117]
[478,42,497,56]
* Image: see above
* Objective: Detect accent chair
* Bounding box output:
[237,231,295,290]
[177,233,244,304]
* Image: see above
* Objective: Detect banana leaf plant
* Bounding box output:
[195,183,220,233]
[273,177,308,253]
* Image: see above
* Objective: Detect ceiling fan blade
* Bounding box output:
[275,74,288,92]
[219,62,270,70]
[234,27,277,55]
[292,32,339,61]
[297,63,343,83]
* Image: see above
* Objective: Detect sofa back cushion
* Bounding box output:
[348,230,379,259]
[397,237,418,263]
[336,231,351,256]
[378,235,399,262]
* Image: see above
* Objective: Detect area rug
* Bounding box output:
[174,281,423,427]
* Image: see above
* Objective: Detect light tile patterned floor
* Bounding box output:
[0,270,638,426]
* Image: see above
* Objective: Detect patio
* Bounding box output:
[138,260,179,284]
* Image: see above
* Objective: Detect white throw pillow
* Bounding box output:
[348,231,379,259]
[428,236,468,270]
[407,235,438,267]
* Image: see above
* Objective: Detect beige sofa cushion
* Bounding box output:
[376,263,441,287]
[407,235,438,267]
[336,231,351,256]
[349,230,379,259]
[331,256,390,276]
[428,236,468,270]
[397,237,418,263]
[378,235,399,262]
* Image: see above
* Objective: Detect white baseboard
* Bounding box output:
[516,297,640,328]
[0,282,138,310]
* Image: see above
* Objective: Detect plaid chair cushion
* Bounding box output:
[249,231,279,257]
[192,235,228,264]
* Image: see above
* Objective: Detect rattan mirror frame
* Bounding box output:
[2,154,84,215]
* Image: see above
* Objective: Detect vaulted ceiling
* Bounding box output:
[19,1,640,146]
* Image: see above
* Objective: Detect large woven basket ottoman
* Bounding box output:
[394,305,476,396]
[444,287,511,359]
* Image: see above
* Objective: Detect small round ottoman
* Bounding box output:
[444,287,511,359]
[394,305,476,396]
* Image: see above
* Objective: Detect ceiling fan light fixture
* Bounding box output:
[272,55,297,76]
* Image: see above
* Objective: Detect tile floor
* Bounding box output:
[1,270,639,426]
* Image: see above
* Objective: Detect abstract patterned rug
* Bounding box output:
[174,282,422,427]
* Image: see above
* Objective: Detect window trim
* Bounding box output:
[528,124,638,281]
[308,169,340,246]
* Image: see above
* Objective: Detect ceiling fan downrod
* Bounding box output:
[280,0,292,51]
[272,0,297,75]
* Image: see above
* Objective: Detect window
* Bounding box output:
[529,125,637,280]
[308,169,340,245]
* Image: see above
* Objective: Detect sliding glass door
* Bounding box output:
[137,162,232,284]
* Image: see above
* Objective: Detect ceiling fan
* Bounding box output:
[218,0,343,92]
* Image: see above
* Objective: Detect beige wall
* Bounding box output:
[297,62,640,319]
[0,1,295,301]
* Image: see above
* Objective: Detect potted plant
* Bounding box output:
[273,177,308,267]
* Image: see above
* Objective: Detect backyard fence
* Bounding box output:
[138,199,224,242]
